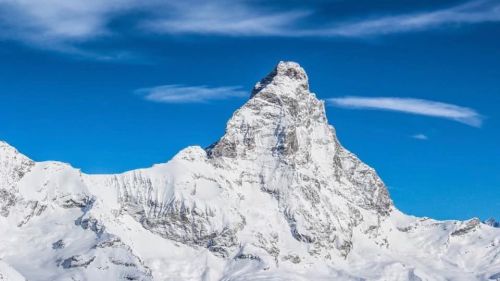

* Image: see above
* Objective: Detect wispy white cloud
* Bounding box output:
[0,1,125,47]
[317,0,500,37]
[328,96,483,127]
[0,0,145,60]
[144,0,500,38]
[412,134,429,140]
[142,1,310,36]
[1,0,500,56]
[135,84,247,103]
[0,0,309,55]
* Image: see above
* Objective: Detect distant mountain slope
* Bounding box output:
[485,218,500,228]
[1,62,499,281]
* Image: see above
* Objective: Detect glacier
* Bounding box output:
[0,61,499,281]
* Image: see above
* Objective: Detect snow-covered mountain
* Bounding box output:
[1,61,499,281]
[485,218,500,228]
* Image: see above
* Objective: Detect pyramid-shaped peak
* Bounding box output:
[274,61,308,81]
[208,61,332,160]
[251,61,309,97]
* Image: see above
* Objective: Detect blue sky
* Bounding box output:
[0,0,499,220]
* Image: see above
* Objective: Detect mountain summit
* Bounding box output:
[250,61,309,97]
[0,62,499,281]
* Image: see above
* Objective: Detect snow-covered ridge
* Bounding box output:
[1,62,499,281]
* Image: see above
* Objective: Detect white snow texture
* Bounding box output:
[0,62,499,281]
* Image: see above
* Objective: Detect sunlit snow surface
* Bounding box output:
[1,62,499,281]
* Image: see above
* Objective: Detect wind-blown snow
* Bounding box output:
[0,62,499,281]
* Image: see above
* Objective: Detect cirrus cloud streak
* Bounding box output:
[412,134,429,140]
[1,0,500,57]
[316,0,500,37]
[135,84,247,104]
[328,96,483,127]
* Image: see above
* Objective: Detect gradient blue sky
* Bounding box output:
[0,0,499,220]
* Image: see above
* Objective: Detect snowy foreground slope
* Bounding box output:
[1,62,499,281]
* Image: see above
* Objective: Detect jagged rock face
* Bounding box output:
[0,142,34,187]
[110,62,393,259]
[207,62,392,256]
[0,142,34,217]
[209,61,321,161]
[209,62,391,214]
[0,62,499,281]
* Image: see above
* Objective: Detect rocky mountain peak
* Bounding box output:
[208,61,392,218]
[208,61,328,160]
[1,62,499,281]
[251,61,309,98]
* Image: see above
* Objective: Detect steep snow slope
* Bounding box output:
[1,62,499,281]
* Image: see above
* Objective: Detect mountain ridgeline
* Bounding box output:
[0,62,499,281]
